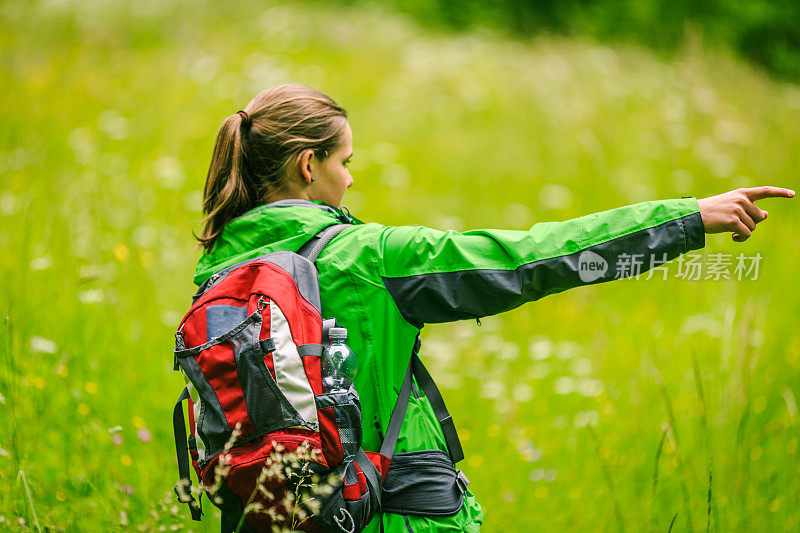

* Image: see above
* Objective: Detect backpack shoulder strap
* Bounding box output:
[297,224,350,262]
[379,335,465,464]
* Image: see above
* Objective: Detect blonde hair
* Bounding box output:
[197,84,347,252]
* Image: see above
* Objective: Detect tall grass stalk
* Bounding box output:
[18,470,41,533]
[652,366,694,533]
[651,428,668,531]
[667,512,679,533]
[691,353,713,533]
[2,312,20,470]
[586,425,625,533]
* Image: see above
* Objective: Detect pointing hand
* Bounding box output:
[697,187,795,242]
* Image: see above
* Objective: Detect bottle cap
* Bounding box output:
[329,327,347,339]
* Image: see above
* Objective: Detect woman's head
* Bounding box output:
[198,84,351,252]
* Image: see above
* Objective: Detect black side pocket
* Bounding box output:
[381,449,468,517]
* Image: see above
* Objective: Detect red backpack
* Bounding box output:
[172,224,469,532]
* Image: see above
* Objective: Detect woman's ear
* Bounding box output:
[298,148,315,185]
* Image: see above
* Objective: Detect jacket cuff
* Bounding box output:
[683,212,706,251]
[679,196,706,251]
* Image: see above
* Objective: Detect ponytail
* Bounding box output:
[197,112,257,252]
[197,84,347,252]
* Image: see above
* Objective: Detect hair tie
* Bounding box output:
[237,110,251,129]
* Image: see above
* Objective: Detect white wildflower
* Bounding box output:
[78,289,104,304]
[30,256,52,271]
[30,336,57,354]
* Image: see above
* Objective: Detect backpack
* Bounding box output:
[172,224,470,532]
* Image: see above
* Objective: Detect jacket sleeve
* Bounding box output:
[377,197,706,326]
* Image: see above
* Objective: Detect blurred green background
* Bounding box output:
[1,0,799,531]
[343,0,800,82]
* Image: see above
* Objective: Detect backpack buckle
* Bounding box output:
[413,336,422,355]
[174,331,185,371]
[175,330,185,350]
[456,470,470,492]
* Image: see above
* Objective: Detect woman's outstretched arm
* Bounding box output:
[377,187,794,326]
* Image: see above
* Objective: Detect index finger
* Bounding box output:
[744,186,796,201]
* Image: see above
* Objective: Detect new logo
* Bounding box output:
[578,251,608,282]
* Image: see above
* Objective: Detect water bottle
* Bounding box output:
[322,327,357,393]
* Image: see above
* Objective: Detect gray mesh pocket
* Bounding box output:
[175,310,305,460]
[233,315,305,433]
[332,386,363,459]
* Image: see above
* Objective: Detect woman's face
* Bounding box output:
[308,120,354,208]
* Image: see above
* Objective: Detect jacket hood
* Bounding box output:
[193,199,359,286]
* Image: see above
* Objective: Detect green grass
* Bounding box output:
[1,0,799,530]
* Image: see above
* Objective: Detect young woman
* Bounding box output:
[194,84,793,532]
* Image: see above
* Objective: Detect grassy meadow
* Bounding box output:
[1,0,800,530]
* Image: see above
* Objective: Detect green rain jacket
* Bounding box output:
[193,196,706,532]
